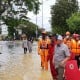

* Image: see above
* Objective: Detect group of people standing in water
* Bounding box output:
[38,31,80,80]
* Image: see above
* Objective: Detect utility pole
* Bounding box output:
[42,0,43,28]
[36,14,38,39]
[35,2,38,39]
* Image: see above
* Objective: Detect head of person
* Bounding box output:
[41,31,47,39]
[51,34,57,42]
[57,35,63,45]
[48,34,52,39]
[65,35,70,40]
[66,31,70,36]
[22,34,27,40]
[72,34,79,41]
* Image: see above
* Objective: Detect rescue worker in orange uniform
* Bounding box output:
[71,34,80,68]
[64,31,71,45]
[38,31,50,70]
[64,31,75,60]
[64,36,72,50]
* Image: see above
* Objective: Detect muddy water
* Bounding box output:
[0,41,52,80]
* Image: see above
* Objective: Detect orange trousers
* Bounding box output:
[40,50,48,70]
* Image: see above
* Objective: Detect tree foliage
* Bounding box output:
[21,20,38,37]
[3,16,39,38]
[67,12,80,33]
[3,17,20,37]
[0,0,40,38]
[0,0,40,15]
[51,0,79,34]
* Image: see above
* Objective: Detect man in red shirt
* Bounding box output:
[47,34,57,80]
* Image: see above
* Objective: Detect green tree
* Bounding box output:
[51,0,79,34]
[3,16,39,38]
[0,0,40,15]
[0,0,40,26]
[3,17,20,38]
[67,12,80,33]
[0,0,40,38]
[20,20,39,37]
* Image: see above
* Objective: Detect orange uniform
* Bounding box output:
[64,31,71,49]
[38,38,50,70]
[64,38,75,60]
[71,39,80,55]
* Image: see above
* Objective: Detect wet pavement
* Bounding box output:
[0,41,52,80]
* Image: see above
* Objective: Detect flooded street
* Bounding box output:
[0,41,52,80]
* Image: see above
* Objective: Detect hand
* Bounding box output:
[60,61,65,67]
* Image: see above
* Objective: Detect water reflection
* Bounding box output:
[0,41,52,80]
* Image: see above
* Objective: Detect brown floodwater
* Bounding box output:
[0,41,52,80]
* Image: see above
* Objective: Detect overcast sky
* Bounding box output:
[28,0,56,31]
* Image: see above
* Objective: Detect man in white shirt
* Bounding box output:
[53,35,70,80]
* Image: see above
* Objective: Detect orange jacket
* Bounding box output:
[71,39,80,55]
[38,38,50,56]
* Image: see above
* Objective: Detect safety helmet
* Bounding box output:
[41,31,47,34]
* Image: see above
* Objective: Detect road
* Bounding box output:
[0,41,52,80]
